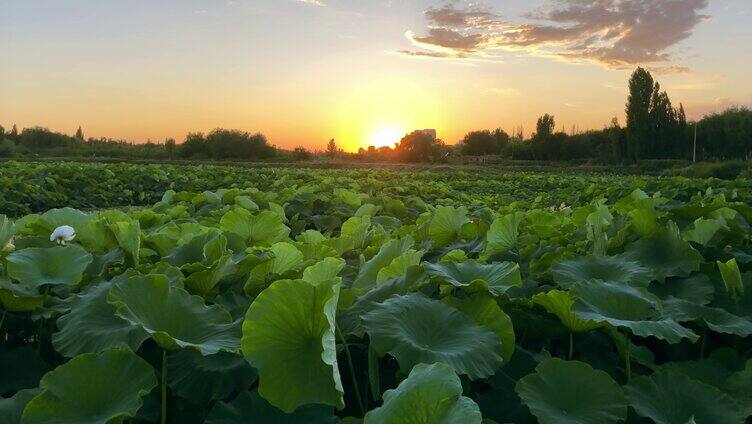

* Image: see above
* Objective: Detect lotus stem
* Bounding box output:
[161,349,168,424]
[336,326,365,417]
[568,332,574,360]
[625,339,632,382]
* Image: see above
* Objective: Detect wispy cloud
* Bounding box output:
[480,87,519,96]
[400,1,710,71]
[297,0,325,6]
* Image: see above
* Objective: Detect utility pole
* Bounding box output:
[692,123,697,163]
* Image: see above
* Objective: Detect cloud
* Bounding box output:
[401,1,710,70]
[480,87,519,96]
[297,0,325,6]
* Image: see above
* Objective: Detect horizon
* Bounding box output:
[2,0,751,152]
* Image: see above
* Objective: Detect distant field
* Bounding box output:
[1,160,749,216]
[2,160,751,423]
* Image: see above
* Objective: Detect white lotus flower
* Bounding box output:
[50,225,76,245]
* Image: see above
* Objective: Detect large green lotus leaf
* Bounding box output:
[709,272,752,319]
[0,277,44,312]
[423,261,522,296]
[0,347,51,395]
[234,195,259,211]
[376,249,423,283]
[76,219,119,252]
[552,255,651,288]
[266,242,305,274]
[0,389,39,424]
[663,297,752,337]
[717,258,744,301]
[244,243,306,295]
[572,280,698,343]
[144,222,208,257]
[623,222,703,281]
[168,349,257,404]
[205,391,338,424]
[37,207,91,233]
[429,206,470,247]
[164,230,224,266]
[21,349,157,424]
[338,266,426,337]
[303,257,345,285]
[684,217,727,246]
[363,362,482,424]
[725,364,752,417]
[626,371,745,424]
[443,292,516,363]
[0,214,14,250]
[241,278,344,413]
[85,248,126,278]
[352,237,413,290]
[362,293,502,379]
[6,245,93,290]
[340,215,371,250]
[482,212,524,257]
[516,358,627,424]
[650,274,715,305]
[106,218,140,267]
[53,278,149,357]
[650,355,752,415]
[220,208,290,247]
[108,274,239,354]
[532,289,602,332]
[184,254,236,296]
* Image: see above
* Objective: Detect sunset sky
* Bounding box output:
[1,0,751,152]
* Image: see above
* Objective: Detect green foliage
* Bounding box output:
[516,358,627,424]
[626,371,746,424]
[2,165,752,423]
[363,363,482,424]
[21,349,156,424]
[363,293,503,379]
[241,278,344,413]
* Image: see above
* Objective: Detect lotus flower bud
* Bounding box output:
[50,225,76,245]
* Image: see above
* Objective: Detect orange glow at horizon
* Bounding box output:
[368,126,405,149]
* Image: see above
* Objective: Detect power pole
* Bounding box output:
[692,123,697,163]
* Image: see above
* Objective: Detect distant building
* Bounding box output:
[416,129,437,140]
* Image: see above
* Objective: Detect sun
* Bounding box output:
[368,127,405,149]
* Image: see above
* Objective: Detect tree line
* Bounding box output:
[0,126,277,161]
[448,67,751,164]
[2,66,750,164]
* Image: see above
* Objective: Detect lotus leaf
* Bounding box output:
[21,349,157,424]
[241,278,344,413]
[516,358,627,424]
[363,362,482,424]
[363,293,503,379]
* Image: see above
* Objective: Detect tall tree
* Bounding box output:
[648,83,676,158]
[536,114,556,140]
[326,139,338,157]
[9,124,18,140]
[625,67,654,163]
[395,131,445,162]
[460,130,500,156]
[75,126,84,140]
[164,138,176,159]
[674,103,688,157]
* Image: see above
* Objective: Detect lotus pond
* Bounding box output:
[0,164,751,423]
